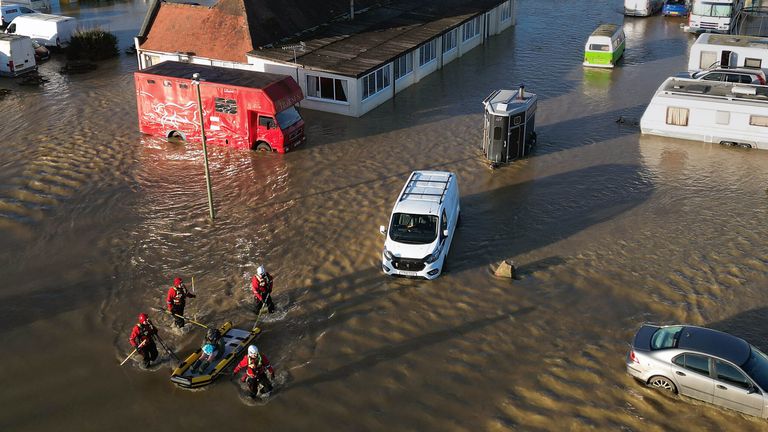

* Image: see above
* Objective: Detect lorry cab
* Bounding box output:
[379,171,460,280]
[250,105,305,152]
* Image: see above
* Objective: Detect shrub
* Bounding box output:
[67,28,119,61]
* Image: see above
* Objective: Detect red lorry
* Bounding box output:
[134,61,306,153]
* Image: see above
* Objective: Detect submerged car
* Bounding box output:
[662,0,689,16]
[31,39,48,60]
[676,68,767,85]
[627,324,768,419]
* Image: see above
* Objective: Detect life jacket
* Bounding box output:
[246,354,263,377]
[255,274,272,294]
[135,323,155,346]
[171,285,188,305]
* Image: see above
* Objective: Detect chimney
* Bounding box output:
[350,0,354,20]
[518,84,525,100]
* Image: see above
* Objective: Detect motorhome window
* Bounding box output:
[179,83,188,89]
[147,79,156,84]
[699,51,718,69]
[666,107,689,126]
[750,115,768,127]
[443,28,458,53]
[419,39,437,66]
[716,111,730,125]
[389,213,438,245]
[589,44,610,52]
[306,75,348,103]
[361,65,391,100]
[275,107,302,129]
[214,98,237,115]
[745,58,762,68]
[692,2,733,17]
[500,0,513,22]
[462,15,481,41]
[393,53,413,80]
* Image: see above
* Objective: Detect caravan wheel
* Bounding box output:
[738,143,752,149]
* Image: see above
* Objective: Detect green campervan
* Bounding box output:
[583,24,625,68]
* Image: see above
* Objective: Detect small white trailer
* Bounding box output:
[688,33,768,72]
[0,32,36,76]
[640,77,768,149]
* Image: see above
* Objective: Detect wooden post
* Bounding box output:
[192,73,215,220]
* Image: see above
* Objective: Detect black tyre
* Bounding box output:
[167,131,185,142]
[255,142,272,152]
[648,375,677,394]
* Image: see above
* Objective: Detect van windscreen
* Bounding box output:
[588,44,610,52]
[276,106,302,129]
[389,213,438,244]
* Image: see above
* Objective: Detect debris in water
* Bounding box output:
[17,74,48,86]
[0,88,10,98]
[494,260,516,279]
[60,61,98,74]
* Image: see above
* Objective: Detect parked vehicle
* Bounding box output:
[134,61,306,152]
[684,0,744,33]
[624,0,664,16]
[0,33,35,76]
[4,13,77,47]
[627,324,768,419]
[0,0,50,12]
[481,85,538,166]
[379,171,460,280]
[583,24,626,68]
[676,67,766,84]
[0,4,36,28]
[688,33,768,73]
[662,0,689,16]
[640,77,768,149]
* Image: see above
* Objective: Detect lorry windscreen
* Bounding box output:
[276,106,302,129]
[389,213,438,244]
[692,2,732,17]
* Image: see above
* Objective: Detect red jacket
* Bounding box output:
[251,273,273,301]
[166,285,195,310]
[234,353,274,378]
[129,322,157,347]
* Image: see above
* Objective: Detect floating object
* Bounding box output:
[59,61,97,74]
[0,88,11,98]
[494,260,517,279]
[17,73,48,85]
[481,85,538,167]
[170,321,260,389]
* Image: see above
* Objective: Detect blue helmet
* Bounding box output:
[202,343,215,356]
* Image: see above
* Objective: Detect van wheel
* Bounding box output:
[255,142,272,152]
[648,376,677,394]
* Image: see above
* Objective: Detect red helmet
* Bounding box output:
[138,313,149,324]
[174,277,183,287]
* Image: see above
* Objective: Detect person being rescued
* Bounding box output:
[233,344,275,398]
[166,277,196,328]
[191,328,223,373]
[130,312,159,368]
[251,265,275,314]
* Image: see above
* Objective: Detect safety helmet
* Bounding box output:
[256,266,265,277]
[202,343,215,356]
[174,277,183,287]
[248,345,258,356]
[138,313,149,324]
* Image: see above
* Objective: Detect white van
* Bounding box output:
[1,4,36,27]
[624,0,664,16]
[379,171,460,280]
[0,33,35,76]
[5,13,77,47]
[0,0,50,13]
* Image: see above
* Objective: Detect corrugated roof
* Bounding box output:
[138,61,289,89]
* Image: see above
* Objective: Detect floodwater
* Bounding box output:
[1,0,768,430]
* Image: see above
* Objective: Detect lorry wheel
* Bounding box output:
[168,131,185,142]
[255,142,272,152]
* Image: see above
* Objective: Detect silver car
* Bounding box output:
[627,324,768,419]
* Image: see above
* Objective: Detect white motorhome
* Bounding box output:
[624,0,664,16]
[379,171,460,280]
[0,33,35,76]
[640,77,768,149]
[0,0,50,12]
[688,33,768,72]
[685,0,744,33]
[5,13,77,47]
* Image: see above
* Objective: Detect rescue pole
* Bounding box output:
[120,340,146,366]
[154,332,180,363]
[252,292,272,331]
[191,73,215,220]
[152,306,210,329]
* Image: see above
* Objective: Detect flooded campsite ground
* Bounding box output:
[1,0,768,430]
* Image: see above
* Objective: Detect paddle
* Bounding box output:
[191,276,196,295]
[152,306,210,329]
[119,340,146,366]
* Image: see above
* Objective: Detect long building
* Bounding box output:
[135,0,517,117]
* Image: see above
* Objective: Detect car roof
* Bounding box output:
[678,325,751,365]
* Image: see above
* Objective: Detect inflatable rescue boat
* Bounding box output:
[170,322,260,388]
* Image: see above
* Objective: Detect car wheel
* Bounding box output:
[648,376,677,394]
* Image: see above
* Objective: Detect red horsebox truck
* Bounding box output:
[134,61,306,153]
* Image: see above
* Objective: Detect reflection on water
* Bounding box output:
[2,0,768,431]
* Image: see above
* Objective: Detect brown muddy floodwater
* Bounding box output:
[1,0,768,430]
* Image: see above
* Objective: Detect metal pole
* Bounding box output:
[192,73,215,220]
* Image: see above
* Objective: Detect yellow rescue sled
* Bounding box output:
[170,322,260,388]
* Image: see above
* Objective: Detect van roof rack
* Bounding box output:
[399,171,452,205]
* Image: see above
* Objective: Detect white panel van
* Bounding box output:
[0,0,51,13]
[379,171,460,280]
[0,33,36,76]
[5,13,77,47]
[0,4,37,27]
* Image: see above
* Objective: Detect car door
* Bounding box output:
[672,353,715,402]
[713,359,764,417]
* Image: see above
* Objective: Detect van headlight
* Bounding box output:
[424,248,441,264]
[383,248,394,261]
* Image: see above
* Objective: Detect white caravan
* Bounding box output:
[379,171,460,280]
[688,33,768,72]
[640,77,768,149]
[685,0,744,33]
[624,0,664,16]
[5,13,77,47]
[0,0,50,12]
[0,33,35,76]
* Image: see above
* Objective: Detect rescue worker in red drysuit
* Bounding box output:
[233,345,274,398]
[251,266,275,314]
[166,277,195,328]
[130,313,159,368]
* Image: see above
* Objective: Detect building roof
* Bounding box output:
[138,61,290,89]
[678,326,751,366]
[249,0,508,78]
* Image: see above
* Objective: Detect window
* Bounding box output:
[723,74,751,83]
[651,326,683,350]
[275,107,302,129]
[389,213,438,245]
[179,83,188,89]
[493,127,502,140]
[147,79,156,84]
[666,107,689,126]
[715,111,730,125]
[163,81,172,87]
[589,44,610,52]
[306,75,349,103]
[716,360,752,389]
[750,115,768,127]
[500,0,512,22]
[440,210,448,238]
[692,3,734,17]
[699,51,718,69]
[393,53,413,80]
[361,65,391,100]
[6,23,15,33]
[701,72,723,81]
[443,28,458,53]
[675,354,710,375]
[462,16,482,41]
[419,39,437,66]
[7,8,17,13]
[259,116,274,128]
[214,97,237,115]
[745,58,762,69]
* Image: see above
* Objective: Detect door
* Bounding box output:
[713,359,764,417]
[257,114,281,150]
[672,354,715,402]
[721,50,735,68]
[508,113,525,160]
